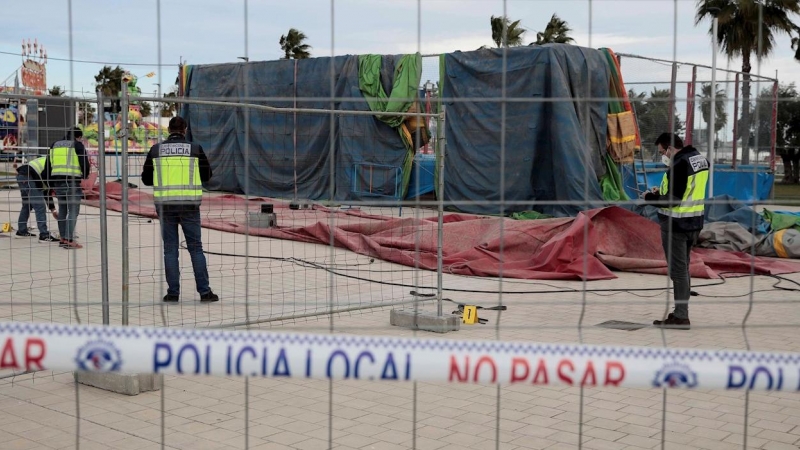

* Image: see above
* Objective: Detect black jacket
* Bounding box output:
[141,133,212,187]
[17,159,51,188]
[17,158,56,210]
[644,145,709,232]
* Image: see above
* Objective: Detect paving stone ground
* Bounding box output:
[1,186,799,449]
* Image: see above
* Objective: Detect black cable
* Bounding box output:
[0,49,179,67]
[187,241,754,296]
[698,274,800,297]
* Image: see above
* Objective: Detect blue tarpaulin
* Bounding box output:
[182,55,409,201]
[406,153,435,198]
[440,45,611,217]
[182,45,616,214]
[620,162,774,202]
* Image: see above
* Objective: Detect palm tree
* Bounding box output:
[698,83,728,145]
[491,15,526,48]
[630,88,686,159]
[161,91,178,117]
[533,14,575,45]
[138,102,152,119]
[696,0,800,165]
[279,28,312,59]
[94,65,126,113]
[48,86,65,96]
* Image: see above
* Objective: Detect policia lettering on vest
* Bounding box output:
[643,133,709,330]
[141,116,219,303]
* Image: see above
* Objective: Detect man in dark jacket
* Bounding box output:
[644,133,709,330]
[141,116,218,303]
[15,155,59,242]
[45,127,90,249]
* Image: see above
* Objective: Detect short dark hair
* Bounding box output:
[69,126,83,140]
[654,132,683,150]
[168,116,188,133]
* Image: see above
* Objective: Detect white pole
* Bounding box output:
[708,16,718,198]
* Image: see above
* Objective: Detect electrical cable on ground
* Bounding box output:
[184,241,800,297]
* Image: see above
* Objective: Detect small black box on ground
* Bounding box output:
[261,204,273,214]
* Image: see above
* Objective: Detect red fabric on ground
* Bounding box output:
[83,183,800,281]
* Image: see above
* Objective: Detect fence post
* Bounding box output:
[121,80,130,326]
[770,80,778,172]
[732,73,740,169]
[436,105,446,317]
[685,65,696,145]
[669,62,677,133]
[96,90,110,326]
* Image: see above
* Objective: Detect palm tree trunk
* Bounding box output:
[740,50,752,165]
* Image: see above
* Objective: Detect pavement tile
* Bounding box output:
[2,196,800,450]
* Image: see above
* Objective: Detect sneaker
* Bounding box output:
[61,240,83,249]
[200,291,219,303]
[15,231,35,238]
[59,238,67,248]
[653,313,691,330]
[39,234,60,243]
[163,294,179,302]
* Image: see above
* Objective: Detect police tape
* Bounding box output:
[1,321,798,392]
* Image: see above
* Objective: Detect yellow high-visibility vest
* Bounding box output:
[153,142,202,204]
[26,156,47,176]
[659,151,709,219]
[49,140,81,177]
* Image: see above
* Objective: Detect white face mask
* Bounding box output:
[661,154,671,166]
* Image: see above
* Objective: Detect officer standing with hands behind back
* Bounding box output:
[141,116,218,303]
[643,133,709,330]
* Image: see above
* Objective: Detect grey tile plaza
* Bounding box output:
[1,184,800,449]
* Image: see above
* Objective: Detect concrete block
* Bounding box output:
[390,309,460,333]
[247,212,277,228]
[74,372,162,396]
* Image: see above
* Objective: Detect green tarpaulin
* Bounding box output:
[358,54,423,198]
[763,209,800,231]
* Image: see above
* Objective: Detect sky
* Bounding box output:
[1,0,799,141]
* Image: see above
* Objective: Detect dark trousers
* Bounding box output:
[16,174,50,237]
[157,204,210,296]
[660,229,700,319]
[52,178,82,241]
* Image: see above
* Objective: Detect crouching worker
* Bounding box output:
[15,155,59,242]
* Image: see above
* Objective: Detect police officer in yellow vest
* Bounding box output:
[644,133,709,330]
[15,155,59,242]
[141,116,218,303]
[45,127,90,249]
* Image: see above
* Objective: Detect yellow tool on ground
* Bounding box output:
[1,223,13,233]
